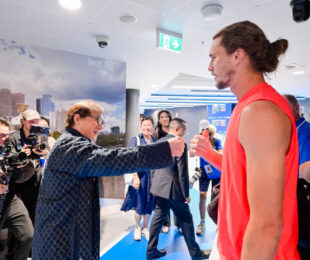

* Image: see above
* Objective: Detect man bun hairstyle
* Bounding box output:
[214,21,288,73]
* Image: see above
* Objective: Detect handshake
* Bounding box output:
[189,166,203,189]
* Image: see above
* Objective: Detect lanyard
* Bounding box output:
[297,118,306,131]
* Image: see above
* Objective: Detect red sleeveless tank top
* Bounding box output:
[217,82,300,260]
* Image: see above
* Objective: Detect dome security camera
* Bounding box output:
[96,35,109,48]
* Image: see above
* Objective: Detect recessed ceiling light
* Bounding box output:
[120,14,138,24]
[292,70,305,75]
[201,4,223,20]
[59,0,82,10]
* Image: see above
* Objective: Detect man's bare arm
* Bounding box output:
[189,131,222,171]
[239,100,291,260]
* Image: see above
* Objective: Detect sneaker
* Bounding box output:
[134,226,141,241]
[196,222,205,236]
[192,249,212,259]
[142,227,150,241]
[161,226,169,233]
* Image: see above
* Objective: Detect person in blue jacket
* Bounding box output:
[32,101,185,260]
[196,121,223,236]
[121,116,157,241]
[284,94,310,260]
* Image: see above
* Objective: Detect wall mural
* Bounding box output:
[0,39,126,136]
[0,39,126,198]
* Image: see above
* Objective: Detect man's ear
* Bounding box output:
[233,48,246,65]
[73,114,80,126]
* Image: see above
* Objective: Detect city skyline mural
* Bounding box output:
[0,39,126,133]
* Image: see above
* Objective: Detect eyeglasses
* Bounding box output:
[0,133,9,138]
[89,115,105,126]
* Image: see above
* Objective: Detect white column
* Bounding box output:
[125,89,140,146]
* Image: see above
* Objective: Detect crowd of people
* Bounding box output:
[0,20,309,260]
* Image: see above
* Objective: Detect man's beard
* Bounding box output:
[216,81,227,89]
[215,68,234,90]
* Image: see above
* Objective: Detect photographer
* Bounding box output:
[4,109,47,226]
[192,120,222,236]
[0,117,10,198]
[0,117,33,260]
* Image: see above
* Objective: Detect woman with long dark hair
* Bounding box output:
[153,110,172,139]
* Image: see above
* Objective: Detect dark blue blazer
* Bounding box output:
[32,127,173,260]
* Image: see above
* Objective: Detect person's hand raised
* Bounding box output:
[189,130,210,157]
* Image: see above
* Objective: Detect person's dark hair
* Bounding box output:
[156,110,172,130]
[141,116,154,126]
[40,116,50,126]
[214,21,288,73]
[283,94,298,107]
[169,118,186,130]
[0,117,10,129]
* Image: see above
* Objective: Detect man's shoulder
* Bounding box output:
[4,130,20,147]
[160,134,174,140]
[8,130,20,140]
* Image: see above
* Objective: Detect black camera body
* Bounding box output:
[0,145,27,185]
[290,0,310,22]
[28,125,50,154]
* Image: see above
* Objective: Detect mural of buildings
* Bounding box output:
[0,40,126,133]
[0,88,25,118]
[111,126,120,135]
[36,94,55,115]
[56,109,67,132]
[36,94,56,130]
[12,93,25,116]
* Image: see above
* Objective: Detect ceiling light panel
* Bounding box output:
[59,0,82,10]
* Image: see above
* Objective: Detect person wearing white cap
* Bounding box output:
[195,120,223,236]
[1,109,43,259]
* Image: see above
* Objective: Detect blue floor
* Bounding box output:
[101,188,216,259]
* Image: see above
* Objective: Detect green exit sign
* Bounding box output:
[157,29,183,53]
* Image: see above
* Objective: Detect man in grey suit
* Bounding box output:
[147,118,210,259]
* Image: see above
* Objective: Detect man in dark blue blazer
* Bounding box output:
[147,118,210,259]
[32,101,185,260]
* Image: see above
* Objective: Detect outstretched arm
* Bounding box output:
[190,130,222,171]
[239,101,291,260]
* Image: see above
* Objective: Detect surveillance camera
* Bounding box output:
[290,0,310,22]
[96,35,109,48]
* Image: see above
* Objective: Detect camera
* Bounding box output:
[0,145,28,184]
[290,0,310,22]
[96,35,109,48]
[28,125,50,154]
[189,167,203,188]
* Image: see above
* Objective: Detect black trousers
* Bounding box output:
[298,244,310,260]
[0,195,33,260]
[147,196,200,257]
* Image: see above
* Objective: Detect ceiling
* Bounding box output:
[0,0,309,109]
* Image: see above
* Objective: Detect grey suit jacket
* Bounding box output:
[151,134,189,202]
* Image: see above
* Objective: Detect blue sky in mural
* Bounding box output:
[0,39,126,132]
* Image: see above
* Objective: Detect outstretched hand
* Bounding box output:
[189,130,211,157]
[168,136,185,157]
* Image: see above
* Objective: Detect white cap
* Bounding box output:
[199,120,209,133]
[21,109,40,121]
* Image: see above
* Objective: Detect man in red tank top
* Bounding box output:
[190,21,300,260]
